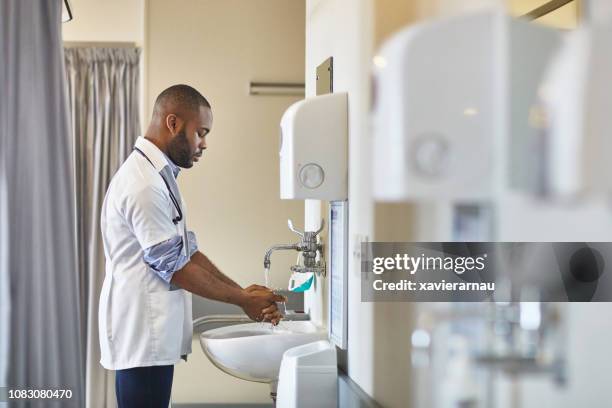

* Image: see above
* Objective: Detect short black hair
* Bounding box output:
[153,84,211,118]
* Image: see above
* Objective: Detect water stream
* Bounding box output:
[262,267,287,329]
[264,267,270,288]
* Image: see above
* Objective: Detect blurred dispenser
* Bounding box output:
[279,92,348,201]
[370,9,573,408]
[372,10,561,202]
[540,19,612,200]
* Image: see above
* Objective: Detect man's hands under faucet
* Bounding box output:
[169,255,286,324]
[241,285,286,325]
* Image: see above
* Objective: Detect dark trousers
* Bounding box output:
[115,365,174,408]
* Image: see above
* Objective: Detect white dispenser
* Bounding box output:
[276,340,337,408]
[279,92,348,201]
[540,20,612,199]
[372,10,561,201]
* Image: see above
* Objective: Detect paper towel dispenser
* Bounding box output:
[279,92,348,201]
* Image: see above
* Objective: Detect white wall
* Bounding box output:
[62,0,145,43]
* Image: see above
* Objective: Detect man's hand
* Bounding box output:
[172,262,285,324]
[244,284,287,325]
[244,284,280,295]
[239,287,286,325]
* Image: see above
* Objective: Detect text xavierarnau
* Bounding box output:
[373,280,494,292]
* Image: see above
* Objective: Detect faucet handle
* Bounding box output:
[314,219,325,235]
[288,219,325,237]
[287,219,304,238]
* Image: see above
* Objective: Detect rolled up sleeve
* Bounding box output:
[143,231,199,282]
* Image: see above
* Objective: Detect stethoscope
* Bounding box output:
[134,147,183,225]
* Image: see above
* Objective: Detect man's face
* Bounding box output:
[167,106,213,168]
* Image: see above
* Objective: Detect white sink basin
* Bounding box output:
[200,321,327,384]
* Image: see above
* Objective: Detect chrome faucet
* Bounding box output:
[263,219,326,276]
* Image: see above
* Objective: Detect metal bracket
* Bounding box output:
[523,0,575,20]
[316,57,333,96]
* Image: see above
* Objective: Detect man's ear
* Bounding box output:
[165,114,178,135]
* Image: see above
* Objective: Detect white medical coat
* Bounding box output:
[99,137,193,370]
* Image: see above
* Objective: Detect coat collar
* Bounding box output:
[134,136,181,178]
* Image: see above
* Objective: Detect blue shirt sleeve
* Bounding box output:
[143,231,198,283]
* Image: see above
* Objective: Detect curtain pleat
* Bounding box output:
[64,46,141,408]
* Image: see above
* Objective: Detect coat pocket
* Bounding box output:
[148,289,185,361]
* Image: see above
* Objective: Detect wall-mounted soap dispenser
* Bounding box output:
[279,92,348,201]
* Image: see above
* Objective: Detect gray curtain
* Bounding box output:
[64,47,142,408]
[0,0,84,407]
[0,15,9,402]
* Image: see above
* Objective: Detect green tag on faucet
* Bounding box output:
[288,272,314,292]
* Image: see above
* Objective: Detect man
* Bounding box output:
[99,84,284,407]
